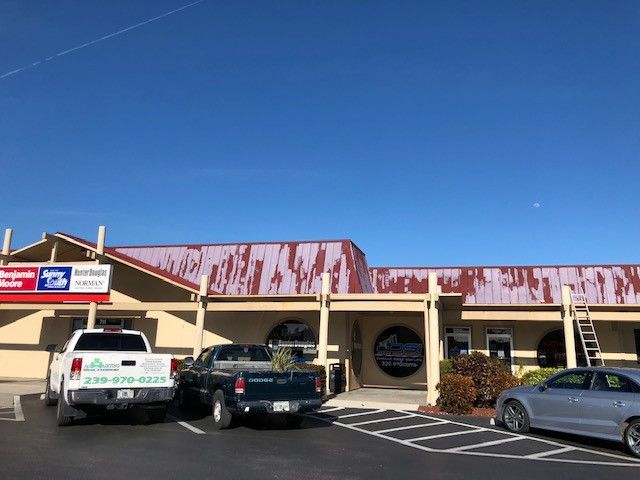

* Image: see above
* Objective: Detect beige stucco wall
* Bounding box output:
[1,292,638,381]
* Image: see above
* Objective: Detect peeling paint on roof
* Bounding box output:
[370,265,640,304]
[55,232,639,304]
[114,240,374,295]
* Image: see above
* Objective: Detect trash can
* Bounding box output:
[329,363,345,394]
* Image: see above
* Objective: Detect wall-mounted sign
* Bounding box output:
[0,265,112,303]
[374,326,424,378]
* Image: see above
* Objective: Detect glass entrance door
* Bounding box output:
[486,328,513,367]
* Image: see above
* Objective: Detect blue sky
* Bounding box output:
[1,1,638,266]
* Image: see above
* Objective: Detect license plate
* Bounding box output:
[273,401,290,412]
[117,389,134,399]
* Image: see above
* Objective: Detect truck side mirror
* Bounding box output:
[183,356,194,367]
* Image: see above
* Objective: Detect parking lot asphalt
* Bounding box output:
[1,395,639,480]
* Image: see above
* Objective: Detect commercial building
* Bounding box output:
[1,227,639,404]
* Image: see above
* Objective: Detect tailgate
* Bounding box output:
[79,353,173,389]
[242,371,317,401]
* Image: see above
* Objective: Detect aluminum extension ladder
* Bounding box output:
[571,293,605,366]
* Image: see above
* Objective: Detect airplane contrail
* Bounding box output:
[1,0,205,80]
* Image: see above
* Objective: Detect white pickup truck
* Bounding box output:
[45,328,177,426]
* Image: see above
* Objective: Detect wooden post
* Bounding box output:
[317,272,331,388]
[423,298,431,403]
[49,240,59,263]
[561,285,578,368]
[427,272,440,406]
[193,274,210,357]
[87,226,106,328]
[1,228,12,266]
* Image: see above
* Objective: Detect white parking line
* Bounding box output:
[318,406,345,414]
[527,447,575,459]
[449,436,522,452]
[407,428,486,442]
[349,414,413,427]
[376,421,447,434]
[13,396,24,422]
[167,415,205,435]
[310,409,640,467]
[0,396,24,422]
[336,409,385,419]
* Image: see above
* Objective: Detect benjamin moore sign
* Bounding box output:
[0,265,112,302]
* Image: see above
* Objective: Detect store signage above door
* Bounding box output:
[0,265,112,303]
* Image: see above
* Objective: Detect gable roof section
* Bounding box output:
[370,265,640,304]
[55,233,203,294]
[112,239,374,295]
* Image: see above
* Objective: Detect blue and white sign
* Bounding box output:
[37,267,72,291]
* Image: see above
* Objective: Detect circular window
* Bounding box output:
[374,326,424,378]
[266,320,317,362]
[351,321,362,377]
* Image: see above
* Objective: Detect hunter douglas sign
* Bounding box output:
[0,265,112,302]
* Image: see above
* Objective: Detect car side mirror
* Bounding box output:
[183,356,194,367]
[538,382,548,392]
[45,344,58,353]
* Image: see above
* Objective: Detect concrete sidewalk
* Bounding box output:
[324,387,426,410]
[0,378,46,408]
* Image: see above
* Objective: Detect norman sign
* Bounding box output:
[0,265,112,302]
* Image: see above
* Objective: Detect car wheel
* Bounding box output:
[211,390,232,430]
[502,400,530,433]
[624,418,640,458]
[56,381,73,427]
[44,376,57,406]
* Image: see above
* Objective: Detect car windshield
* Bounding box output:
[74,333,147,352]
[216,345,272,362]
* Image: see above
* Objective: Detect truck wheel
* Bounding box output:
[211,390,232,430]
[56,381,73,427]
[44,376,58,406]
[147,406,167,424]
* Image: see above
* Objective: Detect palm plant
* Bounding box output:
[271,347,295,372]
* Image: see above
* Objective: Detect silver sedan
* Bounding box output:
[496,367,640,457]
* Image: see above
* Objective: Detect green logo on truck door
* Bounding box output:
[85,357,119,372]
[89,358,104,369]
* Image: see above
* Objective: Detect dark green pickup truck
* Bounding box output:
[177,344,322,429]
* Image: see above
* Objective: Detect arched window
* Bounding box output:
[537,329,587,368]
[266,320,317,362]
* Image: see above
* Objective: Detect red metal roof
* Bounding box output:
[113,240,374,295]
[55,233,640,304]
[370,266,640,304]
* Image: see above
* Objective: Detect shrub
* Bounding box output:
[440,359,453,375]
[452,351,516,407]
[521,368,561,385]
[493,371,523,394]
[437,374,476,415]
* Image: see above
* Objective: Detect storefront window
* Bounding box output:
[445,327,471,359]
[537,329,586,368]
[635,329,640,364]
[374,326,424,378]
[72,318,133,331]
[266,320,317,362]
[486,328,513,366]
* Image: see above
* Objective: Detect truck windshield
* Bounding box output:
[217,345,272,362]
[74,333,147,352]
